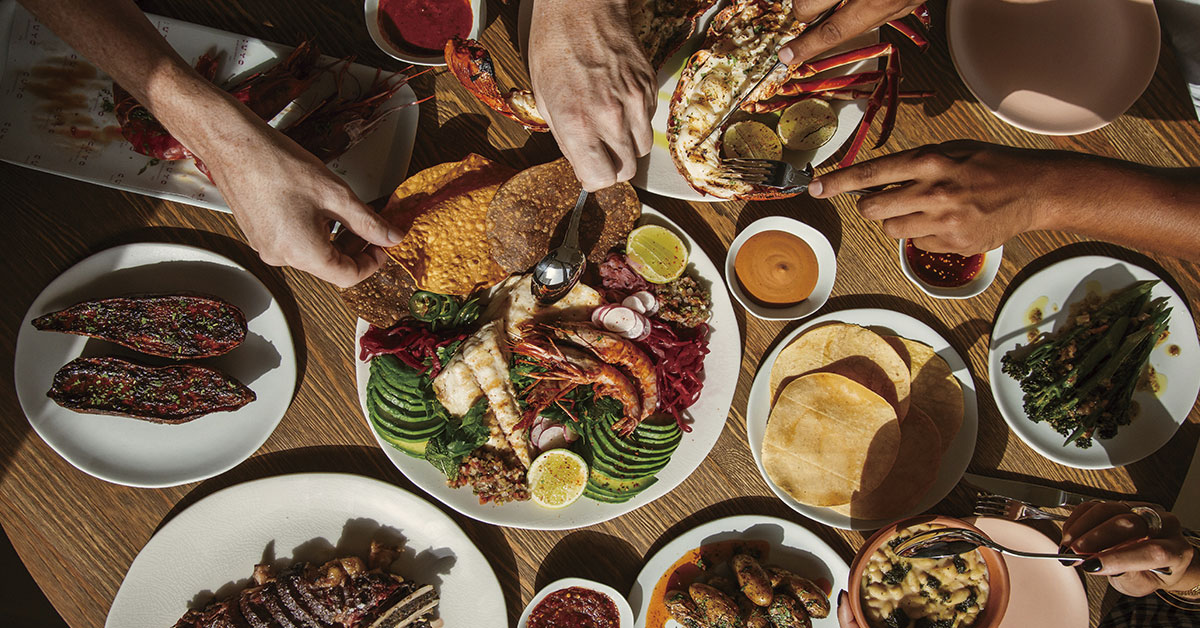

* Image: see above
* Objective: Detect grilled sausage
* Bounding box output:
[690,582,745,628]
[766,568,830,619]
[767,593,812,628]
[664,589,705,628]
[732,553,773,606]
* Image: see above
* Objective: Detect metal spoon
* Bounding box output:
[530,188,588,304]
[894,527,1172,575]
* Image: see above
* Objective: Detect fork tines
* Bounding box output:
[720,159,778,185]
[972,495,1016,518]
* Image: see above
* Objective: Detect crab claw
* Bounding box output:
[873,51,902,149]
[444,38,549,132]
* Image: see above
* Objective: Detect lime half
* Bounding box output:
[626,224,689,284]
[527,449,589,509]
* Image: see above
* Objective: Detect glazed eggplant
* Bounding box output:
[32,294,246,359]
[48,356,255,423]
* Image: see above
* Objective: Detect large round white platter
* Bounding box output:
[14,242,297,488]
[354,207,740,529]
[517,0,875,202]
[747,308,979,531]
[629,514,849,628]
[988,255,1199,469]
[106,473,505,627]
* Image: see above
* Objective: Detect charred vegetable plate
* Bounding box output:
[631,515,847,628]
[988,255,1199,470]
[0,6,420,212]
[14,243,297,488]
[353,208,740,530]
[107,473,504,627]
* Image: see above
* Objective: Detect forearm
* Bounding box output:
[1036,153,1200,262]
[18,0,257,160]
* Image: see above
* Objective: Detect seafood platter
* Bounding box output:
[342,155,740,529]
[453,0,934,200]
[0,4,421,211]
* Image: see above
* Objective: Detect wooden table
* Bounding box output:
[2,1,1198,626]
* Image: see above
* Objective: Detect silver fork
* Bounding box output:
[973,494,1068,521]
[720,158,881,194]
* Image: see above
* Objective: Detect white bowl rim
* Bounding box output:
[518,577,635,628]
[724,216,837,320]
[897,238,1003,300]
[363,0,487,67]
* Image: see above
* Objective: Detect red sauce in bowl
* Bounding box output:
[904,240,985,288]
[527,586,620,628]
[378,0,472,55]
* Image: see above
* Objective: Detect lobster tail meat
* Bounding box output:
[48,356,255,423]
[32,294,247,359]
[444,38,548,131]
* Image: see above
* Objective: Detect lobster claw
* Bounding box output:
[444,38,549,132]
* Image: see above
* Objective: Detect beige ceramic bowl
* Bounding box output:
[849,515,1011,628]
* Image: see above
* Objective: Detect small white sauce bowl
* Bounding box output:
[364,0,487,67]
[898,239,1003,300]
[724,216,837,321]
[518,577,635,628]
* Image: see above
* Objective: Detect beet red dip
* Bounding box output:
[904,239,985,288]
[527,587,620,628]
[378,0,472,55]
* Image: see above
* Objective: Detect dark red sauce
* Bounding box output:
[527,587,619,628]
[378,0,472,55]
[904,239,985,288]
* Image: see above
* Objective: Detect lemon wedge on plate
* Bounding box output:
[626,224,688,284]
[528,449,589,509]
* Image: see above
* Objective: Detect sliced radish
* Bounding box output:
[563,423,579,443]
[591,304,618,327]
[630,291,659,316]
[530,418,546,445]
[537,424,569,451]
[622,295,647,314]
[600,306,640,336]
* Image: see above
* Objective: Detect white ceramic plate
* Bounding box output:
[519,578,634,628]
[747,308,979,531]
[13,242,297,487]
[354,207,740,530]
[629,514,849,627]
[968,517,1089,628]
[725,216,837,320]
[948,0,1160,135]
[517,0,875,202]
[0,3,419,212]
[988,255,1199,469]
[106,473,505,627]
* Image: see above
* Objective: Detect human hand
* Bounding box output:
[808,140,1088,255]
[836,590,860,628]
[1061,501,1195,597]
[198,113,400,288]
[780,0,925,65]
[528,0,655,191]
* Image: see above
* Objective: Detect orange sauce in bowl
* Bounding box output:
[734,231,819,307]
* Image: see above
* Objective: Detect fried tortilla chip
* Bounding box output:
[883,335,964,455]
[762,373,901,506]
[338,262,418,329]
[831,405,942,520]
[769,323,912,421]
[487,157,641,274]
[385,155,515,296]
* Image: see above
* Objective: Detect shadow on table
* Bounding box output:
[417,111,560,170]
[535,531,641,593]
[160,444,521,625]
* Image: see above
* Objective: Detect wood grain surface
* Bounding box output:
[1,1,1198,627]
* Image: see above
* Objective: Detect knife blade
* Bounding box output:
[963,473,1098,508]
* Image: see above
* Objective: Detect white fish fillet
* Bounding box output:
[460,321,531,468]
[433,351,511,453]
[498,275,601,339]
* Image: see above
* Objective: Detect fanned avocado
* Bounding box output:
[365,356,450,457]
[579,415,679,503]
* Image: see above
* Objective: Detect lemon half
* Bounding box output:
[527,449,589,509]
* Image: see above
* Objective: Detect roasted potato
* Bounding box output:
[767,568,830,619]
[767,593,812,628]
[665,589,706,628]
[743,600,772,628]
[732,553,774,606]
[690,582,745,628]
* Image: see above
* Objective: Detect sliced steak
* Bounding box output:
[47,356,255,423]
[32,294,247,359]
